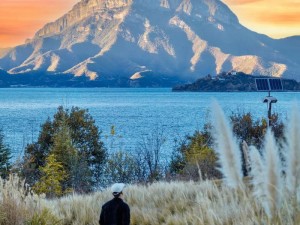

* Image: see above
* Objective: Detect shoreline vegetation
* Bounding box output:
[0,103,299,224]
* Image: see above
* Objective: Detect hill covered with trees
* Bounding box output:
[172,72,300,92]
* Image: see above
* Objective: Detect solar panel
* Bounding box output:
[269,79,283,90]
[256,78,270,91]
[255,78,283,91]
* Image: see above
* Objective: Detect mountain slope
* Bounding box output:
[0,0,299,84]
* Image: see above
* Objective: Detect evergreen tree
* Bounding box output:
[50,120,76,190]
[51,119,93,192]
[0,129,11,179]
[33,154,67,198]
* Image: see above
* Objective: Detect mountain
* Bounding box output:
[0,0,299,86]
[0,48,12,58]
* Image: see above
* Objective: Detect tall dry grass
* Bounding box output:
[264,130,283,218]
[45,181,268,225]
[0,174,57,225]
[212,102,243,189]
[211,102,300,224]
[0,169,298,224]
[1,103,300,225]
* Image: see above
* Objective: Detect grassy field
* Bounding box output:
[0,176,299,225]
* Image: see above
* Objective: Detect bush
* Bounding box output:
[230,112,284,149]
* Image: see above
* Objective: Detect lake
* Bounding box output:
[0,88,299,159]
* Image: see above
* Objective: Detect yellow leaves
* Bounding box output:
[184,133,217,165]
[33,154,68,198]
[110,125,115,136]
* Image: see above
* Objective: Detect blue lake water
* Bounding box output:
[0,88,299,159]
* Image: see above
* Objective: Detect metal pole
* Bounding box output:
[268,102,272,128]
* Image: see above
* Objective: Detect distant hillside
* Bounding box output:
[172,72,300,92]
[0,71,183,88]
[0,69,10,87]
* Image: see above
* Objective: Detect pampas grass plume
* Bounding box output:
[286,103,300,199]
[249,145,271,218]
[242,141,251,174]
[212,101,243,188]
[249,146,265,199]
[264,129,283,218]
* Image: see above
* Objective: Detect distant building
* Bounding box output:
[226,70,238,76]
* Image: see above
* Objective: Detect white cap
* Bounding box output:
[111,183,125,194]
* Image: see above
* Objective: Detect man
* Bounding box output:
[99,183,130,225]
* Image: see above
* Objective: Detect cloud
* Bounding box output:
[254,12,300,25]
[223,0,300,38]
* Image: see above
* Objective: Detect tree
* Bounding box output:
[50,120,79,191]
[33,154,67,198]
[44,121,92,193]
[22,106,107,190]
[170,130,221,181]
[183,133,219,180]
[0,129,11,179]
[69,153,92,193]
[135,127,167,182]
[104,151,141,185]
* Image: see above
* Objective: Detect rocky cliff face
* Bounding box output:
[35,0,132,38]
[0,0,299,83]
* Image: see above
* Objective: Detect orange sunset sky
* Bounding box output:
[0,0,299,48]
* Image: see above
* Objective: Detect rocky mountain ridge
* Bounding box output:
[0,0,299,86]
